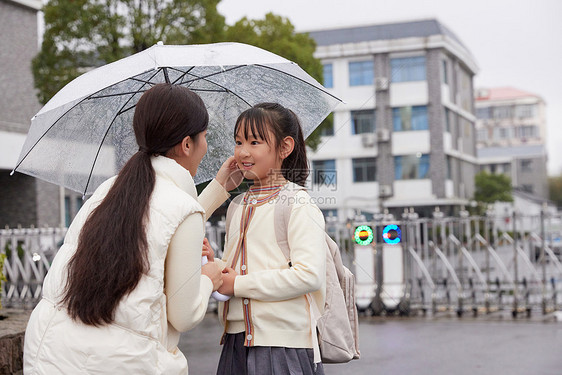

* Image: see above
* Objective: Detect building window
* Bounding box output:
[312,159,337,186]
[321,209,338,219]
[520,159,532,172]
[352,157,376,182]
[76,197,84,212]
[517,125,538,139]
[515,104,536,119]
[494,127,511,140]
[349,60,374,86]
[446,156,452,179]
[319,121,334,136]
[323,63,333,89]
[351,110,375,134]
[502,163,511,175]
[64,196,71,227]
[476,107,491,120]
[492,106,512,119]
[390,56,426,82]
[521,184,534,193]
[477,128,488,142]
[444,107,451,132]
[392,106,428,131]
[358,211,374,221]
[441,59,448,84]
[395,154,430,180]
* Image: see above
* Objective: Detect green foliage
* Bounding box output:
[223,13,329,149]
[548,175,562,208]
[474,171,513,203]
[34,0,225,104]
[34,2,330,147]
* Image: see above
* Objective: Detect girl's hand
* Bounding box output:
[217,267,238,296]
[202,238,214,262]
[216,156,243,191]
[201,262,223,292]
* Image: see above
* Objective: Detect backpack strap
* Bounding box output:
[274,184,305,265]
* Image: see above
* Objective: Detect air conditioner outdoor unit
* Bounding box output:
[375,77,389,91]
[376,128,390,142]
[361,133,376,147]
[379,184,392,197]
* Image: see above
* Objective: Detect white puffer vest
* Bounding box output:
[24,156,204,375]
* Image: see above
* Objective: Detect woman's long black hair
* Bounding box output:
[234,103,309,186]
[61,84,208,326]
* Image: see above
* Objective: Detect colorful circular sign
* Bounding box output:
[382,224,401,244]
[354,225,374,245]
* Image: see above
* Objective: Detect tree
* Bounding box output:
[474,171,513,203]
[548,175,562,208]
[223,13,330,149]
[33,3,330,147]
[33,0,225,104]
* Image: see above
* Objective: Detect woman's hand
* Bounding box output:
[216,156,243,191]
[217,267,238,296]
[202,261,223,292]
[202,238,214,262]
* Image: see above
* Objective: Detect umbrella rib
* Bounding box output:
[171,67,195,85]
[130,77,157,86]
[82,78,154,196]
[163,67,171,84]
[189,88,228,93]
[89,90,149,99]
[117,88,227,117]
[255,64,343,103]
[172,66,252,107]
[12,69,162,175]
[180,65,244,85]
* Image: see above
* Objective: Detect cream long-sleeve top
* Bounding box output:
[217,183,327,349]
[164,178,230,346]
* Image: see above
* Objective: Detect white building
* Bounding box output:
[475,87,549,199]
[306,19,479,219]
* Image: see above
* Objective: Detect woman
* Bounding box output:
[23,83,241,374]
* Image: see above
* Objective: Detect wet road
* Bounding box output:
[179,312,561,375]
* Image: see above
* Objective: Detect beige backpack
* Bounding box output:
[225,186,360,363]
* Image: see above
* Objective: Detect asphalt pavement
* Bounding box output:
[179,312,561,375]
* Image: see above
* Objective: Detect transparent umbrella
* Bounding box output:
[12,42,341,196]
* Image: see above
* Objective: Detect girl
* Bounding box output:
[24,84,241,374]
[214,103,328,375]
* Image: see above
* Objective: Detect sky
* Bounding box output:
[218,0,562,175]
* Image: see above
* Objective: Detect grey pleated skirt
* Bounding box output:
[216,332,325,375]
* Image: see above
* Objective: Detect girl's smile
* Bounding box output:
[234,127,285,186]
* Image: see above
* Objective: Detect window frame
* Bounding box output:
[352,157,377,183]
[390,56,427,83]
[394,154,430,180]
[312,159,337,186]
[392,105,428,131]
[351,109,376,134]
[348,60,374,86]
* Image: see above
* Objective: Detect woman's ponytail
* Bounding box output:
[62,84,208,326]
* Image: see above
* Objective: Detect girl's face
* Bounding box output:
[234,122,284,186]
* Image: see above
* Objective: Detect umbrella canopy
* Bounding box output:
[13,42,341,195]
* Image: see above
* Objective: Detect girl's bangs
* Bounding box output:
[234,108,273,144]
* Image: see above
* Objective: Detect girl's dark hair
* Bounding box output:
[234,103,309,186]
[62,83,208,326]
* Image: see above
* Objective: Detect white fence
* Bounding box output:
[2,209,561,318]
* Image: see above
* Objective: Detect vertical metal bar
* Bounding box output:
[513,210,518,317]
[540,207,547,314]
